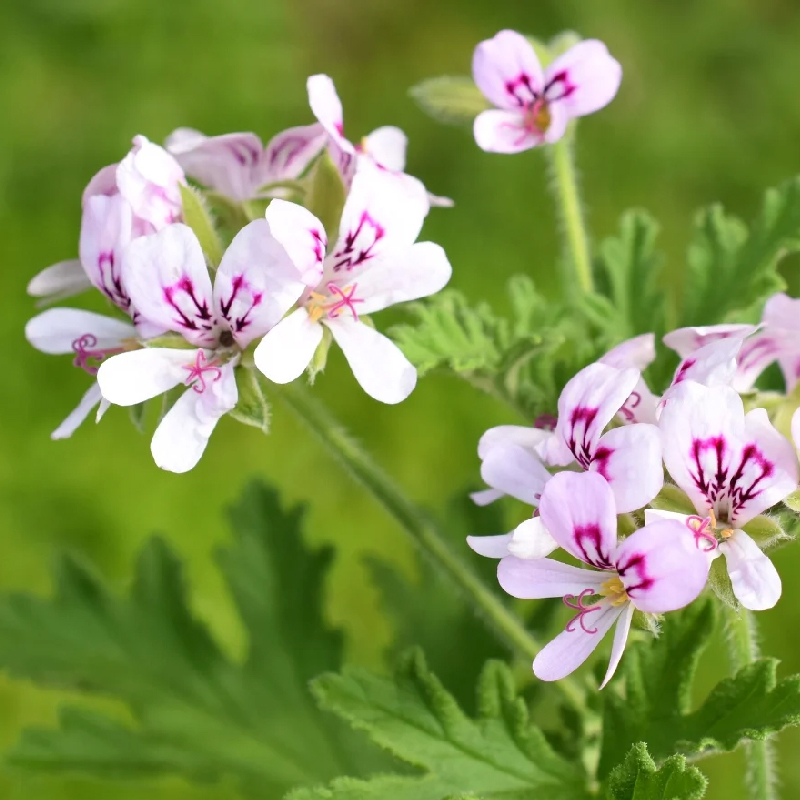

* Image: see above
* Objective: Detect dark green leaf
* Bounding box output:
[2,482,388,796]
[294,649,591,800]
[605,742,706,800]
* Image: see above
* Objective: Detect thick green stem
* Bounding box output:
[545,132,593,298]
[724,608,778,800]
[273,382,585,710]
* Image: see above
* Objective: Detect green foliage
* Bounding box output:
[599,600,800,777]
[365,494,508,712]
[409,76,490,126]
[0,483,387,796]
[605,743,706,800]
[180,184,225,267]
[230,367,271,434]
[679,177,800,327]
[391,276,586,418]
[307,150,347,241]
[295,649,591,800]
[585,211,667,342]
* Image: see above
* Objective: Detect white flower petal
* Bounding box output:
[479,443,551,506]
[498,556,606,599]
[472,30,544,110]
[307,75,353,153]
[466,532,514,559]
[508,516,558,559]
[470,487,505,506]
[253,307,323,384]
[264,199,327,287]
[27,259,92,302]
[261,123,328,184]
[326,318,417,404]
[721,530,781,611]
[97,348,196,406]
[51,382,103,440]
[473,110,539,154]
[599,602,634,689]
[26,308,135,355]
[363,126,407,172]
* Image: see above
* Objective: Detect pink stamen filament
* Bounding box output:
[183,351,222,394]
[71,334,123,375]
[686,515,718,552]
[563,589,601,634]
[325,282,364,321]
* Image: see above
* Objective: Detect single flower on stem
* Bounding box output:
[307,74,452,206]
[497,471,710,685]
[254,164,452,404]
[471,30,622,153]
[165,124,328,202]
[97,217,312,472]
[659,381,799,609]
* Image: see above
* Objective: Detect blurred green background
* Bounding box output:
[2,0,800,797]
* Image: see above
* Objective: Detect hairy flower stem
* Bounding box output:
[545,132,593,299]
[724,608,778,800]
[274,382,585,710]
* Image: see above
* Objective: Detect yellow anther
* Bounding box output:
[708,509,717,529]
[600,576,629,607]
[721,529,735,540]
[307,292,327,324]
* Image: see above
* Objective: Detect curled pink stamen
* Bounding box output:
[71,334,122,375]
[619,391,642,423]
[325,282,364,321]
[183,351,222,394]
[563,588,601,634]
[686,515,718,552]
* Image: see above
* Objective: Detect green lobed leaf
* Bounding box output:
[229,367,271,434]
[409,76,491,126]
[180,183,225,267]
[605,742,706,800]
[293,649,591,800]
[1,482,389,796]
[599,600,800,776]
[679,177,800,327]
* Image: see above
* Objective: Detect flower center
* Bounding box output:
[71,334,124,375]
[563,588,602,633]
[183,350,222,394]
[685,511,733,552]
[524,98,552,135]
[307,282,365,323]
[600,576,629,607]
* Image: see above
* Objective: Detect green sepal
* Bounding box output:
[605,742,707,800]
[307,149,346,241]
[144,333,197,350]
[772,382,800,441]
[128,403,146,433]
[742,514,788,549]
[708,557,738,609]
[649,484,696,515]
[308,325,333,383]
[229,367,270,435]
[617,513,638,538]
[783,489,800,514]
[179,184,224,267]
[409,76,491,127]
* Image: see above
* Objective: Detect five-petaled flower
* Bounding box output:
[472,30,622,153]
[498,471,710,685]
[96,216,313,473]
[254,164,452,404]
[659,381,799,609]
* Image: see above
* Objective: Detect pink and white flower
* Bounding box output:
[97,217,310,472]
[659,381,799,609]
[472,30,622,154]
[165,125,327,202]
[25,308,135,439]
[599,334,660,424]
[307,74,452,206]
[498,471,710,685]
[254,165,452,404]
[26,259,93,306]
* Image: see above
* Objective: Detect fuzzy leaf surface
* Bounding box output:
[599,600,800,776]
[409,76,491,126]
[293,649,591,800]
[0,482,385,796]
[605,743,706,800]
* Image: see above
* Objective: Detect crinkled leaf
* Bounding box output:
[390,276,573,418]
[409,76,491,126]
[293,649,591,800]
[180,183,224,267]
[591,210,667,342]
[599,599,800,776]
[680,177,800,327]
[605,742,706,800]
[1,482,388,796]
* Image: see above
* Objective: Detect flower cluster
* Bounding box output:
[25,80,452,471]
[469,320,800,685]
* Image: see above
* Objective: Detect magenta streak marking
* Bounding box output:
[163,277,212,333]
[615,552,654,597]
[574,523,613,570]
[333,211,385,272]
[268,135,312,169]
[673,357,696,385]
[218,275,263,334]
[738,337,778,372]
[533,413,557,431]
[183,351,222,394]
[543,70,576,102]
[591,446,613,481]
[689,436,727,504]
[311,229,325,263]
[227,140,261,168]
[96,251,131,312]
[568,405,599,467]
[726,444,774,520]
[503,73,538,106]
[563,589,602,634]
[71,334,123,375]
